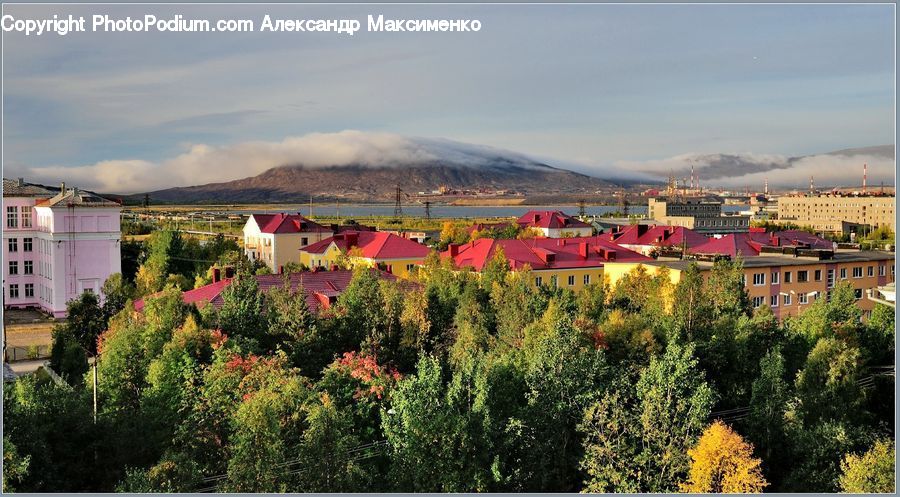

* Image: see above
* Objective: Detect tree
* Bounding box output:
[746,347,790,484]
[580,342,714,493]
[57,292,105,355]
[672,263,711,341]
[479,246,510,293]
[49,328,89,386]
[680,420,768,493]
[794,337,864,425]
[101,273,134,323]
[706,257,751,319]
[3,435,30,492]
[296,393,366,492]
[216,273,268,351]
[838,439,895,493]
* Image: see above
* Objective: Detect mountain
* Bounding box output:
[127,158,620,204]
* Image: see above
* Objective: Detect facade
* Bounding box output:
[777,194,896,233]
[135,269,396,314]
[516,210,594,238]
[604,250,895,321]
[442,235,650,291]
[299,231,431,278]
[242,213,333,273]
[3,179,121,318]
[648,197,750,234]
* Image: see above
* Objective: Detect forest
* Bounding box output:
[2,230,896,493]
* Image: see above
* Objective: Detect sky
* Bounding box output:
[2,3,895,193]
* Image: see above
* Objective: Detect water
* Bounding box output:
[226,203,747,219]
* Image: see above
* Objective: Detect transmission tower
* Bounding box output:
[392,186,403,223]
[577,199,586,218]
[424,201,432,221]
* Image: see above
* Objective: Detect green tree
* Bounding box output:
[794,337,864,425]
[2,435,30,492]
[216,273,268,351]
[838,439,895,493]
[101,273,134,323]
[57,292,105,355]
[746,347,790,485]
[579,342,714,493]
[296,393,366,492]
[48,328,89,386]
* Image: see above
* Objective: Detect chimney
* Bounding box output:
[345,232,358,247]
[212,267,221,283]
[605,250,617,261]
[17,178,24,187]
[331,264,339,271]
[637,224,649,237]
[60,182,66,194]
[579,242,588,259]
[770,234,780,247]
[557,238,566,247]
[533,213,541,223]
[448,243,461,257]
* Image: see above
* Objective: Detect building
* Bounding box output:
[777,194,896,233]
[135,269,396,314]
[242,213,333,273]
[648,197,750,234]
[299,231,432,278]
[3,179,122,318]
[442,235,650,291]
[603,250,895,321]
[602,224,709,256]
[516,210,594,238]
[687,230,835,258]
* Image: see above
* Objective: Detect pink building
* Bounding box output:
[3,179,122,318]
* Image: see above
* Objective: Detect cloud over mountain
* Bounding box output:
[616,145,894,189]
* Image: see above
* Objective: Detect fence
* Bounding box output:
[4,344,51,362]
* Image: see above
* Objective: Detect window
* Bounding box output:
[23,238,32,252]
[798,271,808,283]
[752,273,766,286]
[770,295,778,307]
[752,296,764,308]
[385,265,393,274]
[20,206,32,228]
[867,266,874,277]
[9,284,18,299]
[23,261,33,275]
[771,271,780,284]
[854,288,863,300]
[8,261,18,275]
[583,274,591,285]
[406,264,415,273]
[814,269,822,281]
[24,283,34,298]
[784,271,792,283]
[7,238,17,252]
[852,267,863,278]
[783,294,792,306]
[301,237,309,246]
[879,265,886,276]
[568,275,575,286]
[6,206,18,228]
[799,293,808,305]
[535,276,543,287]
[840,268,847,279]
[550,275,558,287]
[827,269,835,288]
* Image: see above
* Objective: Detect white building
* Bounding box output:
[3,179,122,317]
[242,213,333,273]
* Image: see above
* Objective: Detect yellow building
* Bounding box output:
[299,231,431,279]
[604,250,895,320]
[777,194,895,233]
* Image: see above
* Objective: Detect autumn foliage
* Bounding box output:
[681,420,768,493]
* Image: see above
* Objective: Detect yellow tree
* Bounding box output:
[681,420,768,493]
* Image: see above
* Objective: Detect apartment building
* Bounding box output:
[777,194,896,233]
[648,197,750,234]
[604,250,895,320]
[3,179,121,317]
[442,235,649,291]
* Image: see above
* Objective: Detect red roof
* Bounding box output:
[689,230,835,257]
[251,213,332,234]
[302,231,431,260]
[516,210,592,230]
[604,224,710,249]
[442,235,650,271]
[134,270,396,314]
[688,232,771,257]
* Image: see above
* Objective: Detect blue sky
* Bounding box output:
[2,3,894,192]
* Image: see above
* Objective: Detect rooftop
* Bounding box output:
[2,178,55,197]
[516,210,592,230]
[444,235,650,271]
[251,213,332,234]
[35,185,120,208]
[301,231,431,260]
[639,250,894,272]
[134,269,397,314]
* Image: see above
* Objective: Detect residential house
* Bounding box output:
[299,231,432,278]
[516,210,594,238]
[243,213,333,273]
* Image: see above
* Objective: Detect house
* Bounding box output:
[134,269,397,314]
[603,224,709,256]
[299,231,432,278]
[3,179,122,318]
[516,210,594,238]
[242,213,333,273]
[442,236,650,291]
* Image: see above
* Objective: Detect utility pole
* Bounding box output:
[577,199,586,218]
[393,186,403,222]
[93,359,98,424]
[424,201,431,221]
[309,195,313,218]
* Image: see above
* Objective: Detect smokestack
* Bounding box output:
[863,163,867,193]
[764,178,768,196]
[60,182,66,194]
[809,176,814,195]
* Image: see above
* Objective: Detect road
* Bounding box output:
[7,359,45,376]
